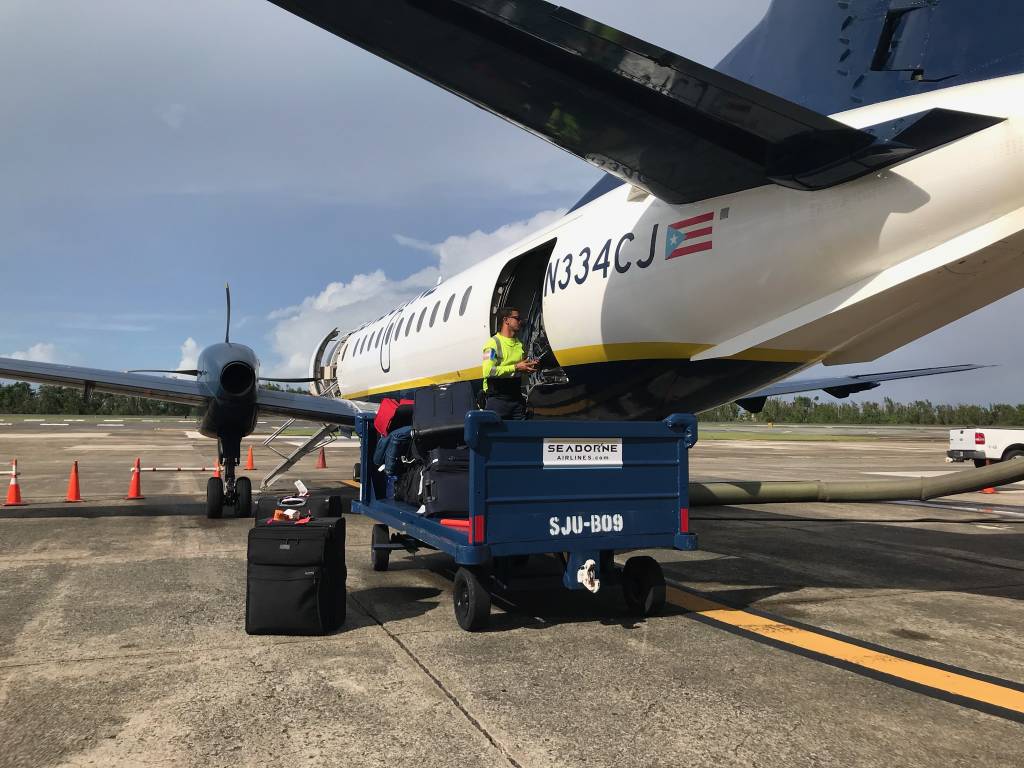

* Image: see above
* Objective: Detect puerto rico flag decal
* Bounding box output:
[665,212,714,259]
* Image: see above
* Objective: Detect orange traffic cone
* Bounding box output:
[315,447,327,469]
[982,459,998,494]
[126,457,145,500]
[245,446,256,471]
[65,460,83,503]
[4,459,26,507]
[213,459,220,479]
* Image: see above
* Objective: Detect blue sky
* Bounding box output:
[1,0,1021,404]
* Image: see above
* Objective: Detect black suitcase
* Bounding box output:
[412,382,476,449]
[423,468,469,516]
[245,517,346,635]
[426,446,470,472]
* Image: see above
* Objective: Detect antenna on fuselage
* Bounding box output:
[225,283,231,344]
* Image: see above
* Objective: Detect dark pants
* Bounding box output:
[484,395,528,420]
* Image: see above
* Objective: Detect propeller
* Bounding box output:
[225,283,231,344]
[126,368,201,376]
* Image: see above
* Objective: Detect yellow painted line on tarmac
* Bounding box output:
[666,586,1024,720]
[342,480,361,489]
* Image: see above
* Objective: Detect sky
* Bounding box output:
[1,0,1020,405]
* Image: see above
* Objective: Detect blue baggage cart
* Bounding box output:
[353,410,698,630]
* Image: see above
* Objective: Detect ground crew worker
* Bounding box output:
[481,306,537,419]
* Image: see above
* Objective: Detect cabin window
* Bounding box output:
[459,286,472,316]
[374,328,381,349]
[341,341,348,361]
[406,313,414,337]
[443,294,456,322]
[384,324,393,346]
[356,337,364,355]
[395,317,404,339]
[430,301,440,327]
[417,307,427,332]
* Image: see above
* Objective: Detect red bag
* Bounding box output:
[373,398,414,437]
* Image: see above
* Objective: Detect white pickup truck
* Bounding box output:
[948,428,1024,467]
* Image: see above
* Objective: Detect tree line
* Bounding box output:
[4,383,1023,425]
[700,396,1024,426]
[0,382,303,417]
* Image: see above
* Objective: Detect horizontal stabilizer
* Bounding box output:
[735,365,987,413]
[269,1,1003,203]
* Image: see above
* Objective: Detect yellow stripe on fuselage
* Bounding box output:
[339,342,823,399]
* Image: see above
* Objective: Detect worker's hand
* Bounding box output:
[515,359,538,373]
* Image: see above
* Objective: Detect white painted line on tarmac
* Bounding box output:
[63,419,85,422]
[185,431,205,439]
[22,419,44,422]
[39,423,70,427]
[0,423,12,427]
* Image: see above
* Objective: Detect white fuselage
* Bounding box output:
[325,74,1024,417]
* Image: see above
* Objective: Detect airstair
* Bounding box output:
[260,329,355,490]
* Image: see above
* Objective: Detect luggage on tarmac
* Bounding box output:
[245,517,346,635]
[423,468,470,516]
[254,493,346,522]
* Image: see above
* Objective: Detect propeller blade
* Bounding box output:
[125,369,201,376]
[225,283,231,344]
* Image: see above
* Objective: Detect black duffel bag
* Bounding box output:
[245,517,346,635]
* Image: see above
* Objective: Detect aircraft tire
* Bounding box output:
[206,477,223,519]
[370,524,390,571]
[453,567,490,632]
[622,556,665,617]
[235,476,253,517]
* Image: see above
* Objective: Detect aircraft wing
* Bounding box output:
[268,0,1003,204]
[0,357,368,426]
[255,388,367,425]
[734,364,988,413]
[0,357,208,407]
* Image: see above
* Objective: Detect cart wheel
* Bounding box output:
[370,524,390,572]
[622,556,666,617]
[453,567,490,631]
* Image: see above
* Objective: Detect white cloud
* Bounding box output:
[176,337,200,374]
[267,209,565,376]
[6,342,59,363]
[267,267,440,377]
[397,209,568,278]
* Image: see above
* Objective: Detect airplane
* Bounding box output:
[1,1,1021,511]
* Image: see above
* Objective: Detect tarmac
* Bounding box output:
[1,418,1022,767]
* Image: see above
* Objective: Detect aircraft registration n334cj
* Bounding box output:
[2,1,1022,454]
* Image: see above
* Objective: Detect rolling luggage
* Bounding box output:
[245,517,346,635]
[412,382,476,450]
[254,493,347,522]
[423,468,469,516]
[426,446,470,473]
[394,461,426,506]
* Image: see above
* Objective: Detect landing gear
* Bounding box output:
[206,435,251,518]
[235,476,253,517]
[206,477,223,519]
